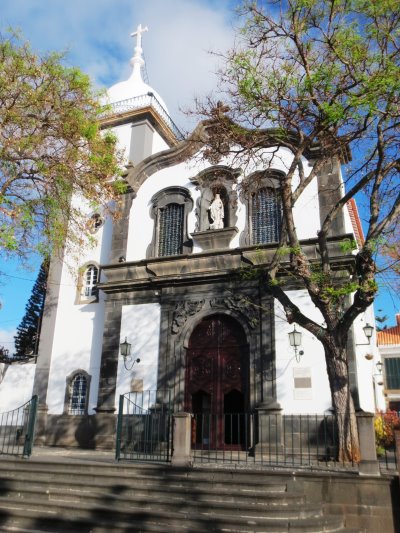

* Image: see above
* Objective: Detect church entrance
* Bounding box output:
[185,315,249,449]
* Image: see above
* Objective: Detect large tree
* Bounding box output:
[0,31,123,263]
[196,0,400,461]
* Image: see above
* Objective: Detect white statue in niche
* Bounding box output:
[208,193,224,230]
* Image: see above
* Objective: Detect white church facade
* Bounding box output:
[0,26,384,449]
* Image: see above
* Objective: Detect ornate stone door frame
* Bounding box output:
[156,290,275,412]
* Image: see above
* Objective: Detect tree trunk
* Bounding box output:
[324,343,361,463]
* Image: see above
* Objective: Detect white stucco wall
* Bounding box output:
[151,131,170,154]
[44,212,112,415]
[0,364,36,412]
[274,292,332,414]
[112,123,133,161]
[275,294,383,414]
[353,305,384,411]
[115,303,161,408]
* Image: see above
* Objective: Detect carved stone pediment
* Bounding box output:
[210,295,259,328]
[171,300,205,334]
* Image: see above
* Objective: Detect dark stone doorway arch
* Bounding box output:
[185,314,249,449]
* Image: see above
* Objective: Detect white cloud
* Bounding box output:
[0,0,237,130]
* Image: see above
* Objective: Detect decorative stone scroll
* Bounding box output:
[210,295,259,328]
[171,299,205,334]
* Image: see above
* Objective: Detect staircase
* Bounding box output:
[0,456,356,532]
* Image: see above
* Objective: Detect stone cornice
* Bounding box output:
[98,234,356,294]
[100,107,179,148]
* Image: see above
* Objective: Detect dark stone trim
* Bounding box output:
[33,255,64,408]
[109,190,136,264]
[95,301,123,412]
[317,157,346,236]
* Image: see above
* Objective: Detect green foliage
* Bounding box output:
[112,179,129,195]
[0,30,123,262]
[322,282,360,302]
[339,239,358,254]
[276,245,301,257]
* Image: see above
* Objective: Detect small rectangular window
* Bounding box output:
[385,358,400,389]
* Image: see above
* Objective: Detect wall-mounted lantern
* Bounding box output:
[375,360,384,386]
[120,337,140,371]
[356,323,374,346]
[288,325,303,362]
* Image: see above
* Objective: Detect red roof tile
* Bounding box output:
[377,314,400,345]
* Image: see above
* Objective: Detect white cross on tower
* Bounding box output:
[130,23,148,50]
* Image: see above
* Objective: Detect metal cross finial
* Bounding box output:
[130,24,148,49]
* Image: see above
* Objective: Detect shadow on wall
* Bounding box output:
[44,414,98,449]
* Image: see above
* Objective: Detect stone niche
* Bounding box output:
[190,165,240,251]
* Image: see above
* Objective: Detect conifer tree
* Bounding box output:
[14,260,49,358]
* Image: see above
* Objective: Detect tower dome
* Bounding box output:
[107,24,168,113]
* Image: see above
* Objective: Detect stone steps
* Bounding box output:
[0,479,305,507]
[0,456,353,532]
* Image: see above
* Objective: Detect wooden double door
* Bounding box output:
[185,314,249,449]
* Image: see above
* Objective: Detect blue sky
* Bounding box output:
[0,0,398,352]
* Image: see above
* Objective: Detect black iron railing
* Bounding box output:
[0,395,38,457]
[192,412,357,471]
[116,390,172,462]
[103,93,184,141]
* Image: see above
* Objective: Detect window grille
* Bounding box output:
[252,188,282,244]
[84,265,98,297]
[385,358,400,389]
[158,203,184,256]
[68,374,87,415]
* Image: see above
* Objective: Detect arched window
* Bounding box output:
[158,203,184,256]
[251,188,282,244]
[75,263,99,304]
[67,373,89,415]
[84,264,98,297]
[148,187,193,258]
